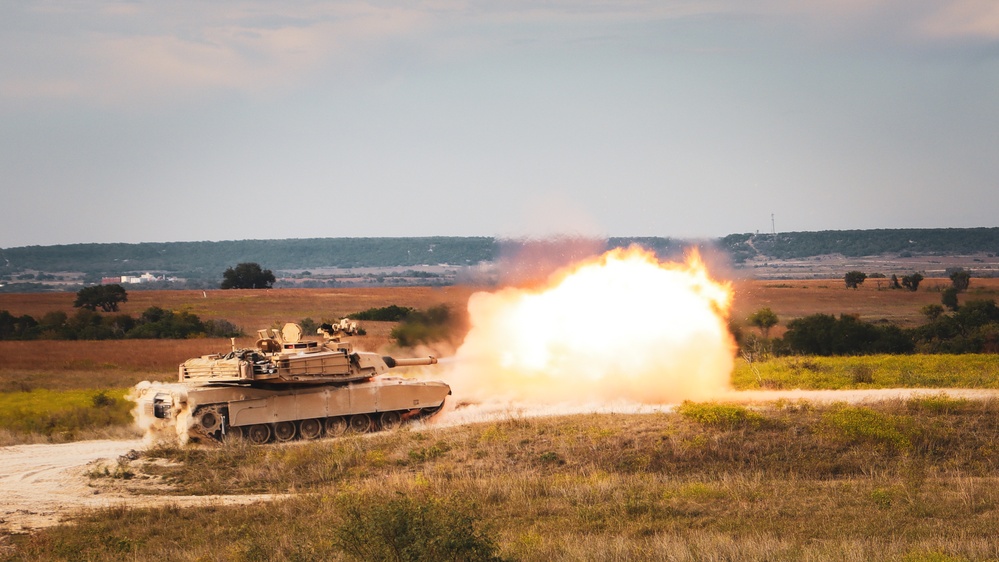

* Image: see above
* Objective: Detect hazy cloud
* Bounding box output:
[2,1,994,108]
[1,1,995,246]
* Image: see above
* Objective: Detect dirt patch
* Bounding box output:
[0,439,286,535]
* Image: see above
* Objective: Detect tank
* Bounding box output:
[135,322,450,444]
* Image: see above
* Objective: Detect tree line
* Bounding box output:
[0,284,241,341]
[5,229,997,282]
[0,307,242,341]
[743,271,999,356]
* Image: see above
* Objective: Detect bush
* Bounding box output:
[941,288,959,311]
[352,305,415,322]
[203,319,243,338]
[822,406,910,450]
[331,493,506,562]
[676,402,766,429]
[844,270,867,289]
[0,306,243,341]
[902,273,924,291]
[851,365,874,384]
[783,314,914,355]
[912,298,999,353]
[390,305,459,347]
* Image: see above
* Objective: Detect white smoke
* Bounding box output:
[128,381,193,446]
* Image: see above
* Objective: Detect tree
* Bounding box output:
[844,271,867,289]
[220,263,275,289]
[901,273,924,291]
[747,307,779,338]
[921,304,945,321]
[73,284,128,312]
[942,287,960,311]
[949,269,971,292]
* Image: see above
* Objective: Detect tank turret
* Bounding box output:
[178,323,437,385]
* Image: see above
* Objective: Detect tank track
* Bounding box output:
[190,403,446,445]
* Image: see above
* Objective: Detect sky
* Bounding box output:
[1,1,997,247]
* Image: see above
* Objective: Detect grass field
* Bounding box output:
[732,354,999,390]
[2,281,999,445]
[7,399,999,561]
[0,388,136,446]
[3,280,999,560]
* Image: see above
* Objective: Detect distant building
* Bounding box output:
[103,273,161,284]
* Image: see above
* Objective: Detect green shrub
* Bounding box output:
[906,394,971,414]
[676,402,765,429]
[390,305,458,346]
[823,406,911,450]
[851,365,874,384]
[351,305,415,322]
[331,493,506,562]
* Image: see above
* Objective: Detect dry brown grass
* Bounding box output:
[3,280,997,392]
[5,279,999,559]
[0,286,477,325]
[9,401,999,561]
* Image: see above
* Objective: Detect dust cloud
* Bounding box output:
[443,246,735,406]
[129,381,194,445]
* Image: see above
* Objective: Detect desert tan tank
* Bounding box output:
[137,323,450,444]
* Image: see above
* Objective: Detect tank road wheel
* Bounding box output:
[349,413,372,433]
[274,421,296,442]
[299,418,322,440]
[379,411,402,431]
[195,409,223,434]
[325,417,348,437]
[247,424,271,445]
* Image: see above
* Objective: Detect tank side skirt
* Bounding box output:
[218,380,448,428]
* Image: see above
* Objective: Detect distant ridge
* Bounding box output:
[1,228,996,280]
[721,227,999,263]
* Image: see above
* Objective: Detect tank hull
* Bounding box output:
[139,377,450,444]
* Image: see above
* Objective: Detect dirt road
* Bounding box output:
[0,439,282,534]
[3,387,997,535]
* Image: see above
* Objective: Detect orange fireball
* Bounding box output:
[447,246,735,404]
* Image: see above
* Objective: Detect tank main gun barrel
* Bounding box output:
[382,356,438,368]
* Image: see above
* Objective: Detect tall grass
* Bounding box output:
[0,388,138,445]
[8,401,999,561]
[732,354,999,390]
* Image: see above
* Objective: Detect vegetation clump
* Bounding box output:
[0,306,241,341]
[390,305,460,347]
[332,493,506,562]
[0,388,134,443]
[351,305,416,322]
[822,406,911,450]
[349,304,462,347]
[783,313,913,355]
[676,401,766,429]
[73,284,128,312]
[220,262,275,289]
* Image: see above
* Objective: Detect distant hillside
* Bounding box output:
[0,237,681,278]
[1,229,997,290]
[0,237,496,278]
[720,228,999,263]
